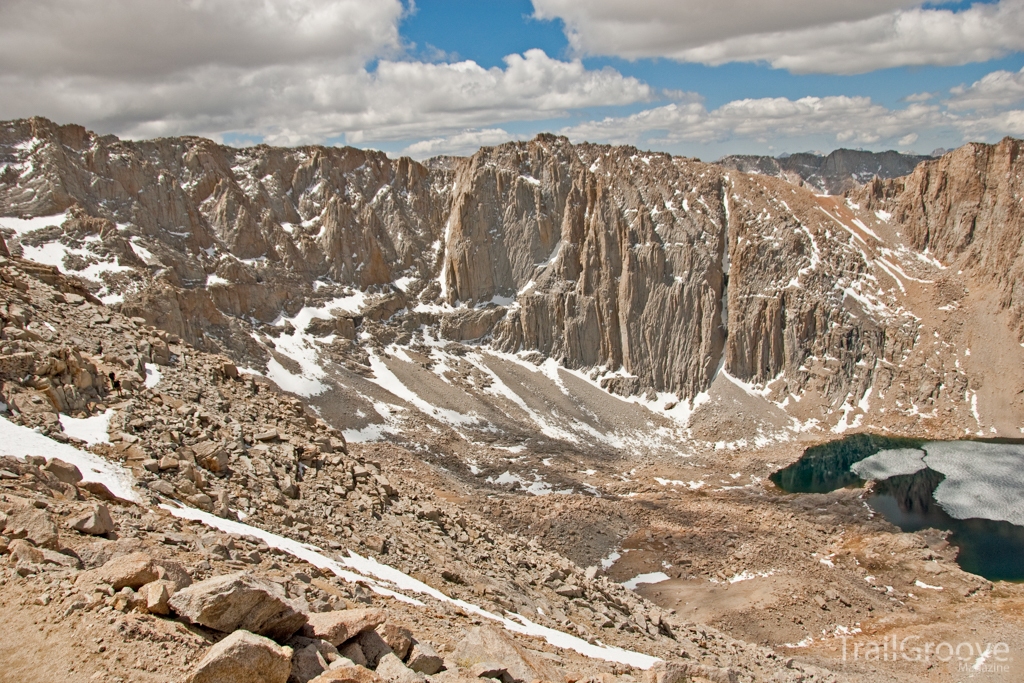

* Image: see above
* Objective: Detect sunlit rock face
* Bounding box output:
[3,117,1023,436]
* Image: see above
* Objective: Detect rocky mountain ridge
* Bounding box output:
[1,117,1022,443]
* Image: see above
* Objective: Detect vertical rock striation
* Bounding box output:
[5,118,1020,422]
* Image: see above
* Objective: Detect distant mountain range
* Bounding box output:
[717,148,935,195]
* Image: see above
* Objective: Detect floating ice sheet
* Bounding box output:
[850,448,926,480]
[923,441,1024,528]
[850,440,1024,528]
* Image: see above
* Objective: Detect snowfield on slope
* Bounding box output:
[0,416,138,502]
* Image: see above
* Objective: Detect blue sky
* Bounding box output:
[2,0,1024,159]
[402,0,1017,110]
[390,0,1024,158]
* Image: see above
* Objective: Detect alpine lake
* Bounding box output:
[771,433,1024,582]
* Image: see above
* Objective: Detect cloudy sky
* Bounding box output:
[2,0,1023,159]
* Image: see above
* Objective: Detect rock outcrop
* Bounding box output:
[863,137,1024,338]
[302,608,386,646]
[449,626,563,683]
[168,572,309,640]
[439,138,917,408]
[186,629,294,683]
[0,117,451,353]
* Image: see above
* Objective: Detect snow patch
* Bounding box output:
[0,212,69,236]
[486,470,572,496]
[0,416,139,502]
[366,350,479,428]
[265,357,328,398]
[393,276,417,292]
[258,292,369,397]
[654,477,705,490]
[726,570,774,583]
[130,238,158,265]
[343,422,398,443]
[59,409,113,445]
[144,363,162,389]
[600,551,621,570]
[622,572,670,590]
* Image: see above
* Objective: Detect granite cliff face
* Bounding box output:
[437,137,916,407]
[440,139,728,400]
[0,117,449,348]
[2,117,1021,439]
[861,137,1024,337]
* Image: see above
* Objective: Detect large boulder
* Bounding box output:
[376,653,424,683]
[7,539,44,565]
[69,504,115,535]
[140,579,176,615]
[353,630,392,669]
[3,505,59,549]
[406,642,443,675]
[186,629,293,683]
[377,624,413,660]
[193,441,228,473]
[643,661,688,683]
[7,539,80,568]
[309,665,384,683]
[339,642,368,667]
[169,572,308,641]
[449,626,562,683]
[75,552,160,589]
[644,660,738,683]
[289,640,345,683]
[154,558,193,591]
[43,458,83,484]
[290,643,331,683]
[301,608,385,646]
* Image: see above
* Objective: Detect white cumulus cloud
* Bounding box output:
[401,129,523,159]
[533,0,1024,74]
[947,67,1024,111]
[561,96,948,147]
[0,1,651,147]
[557,76,1024,158]
[0,0,404,76]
